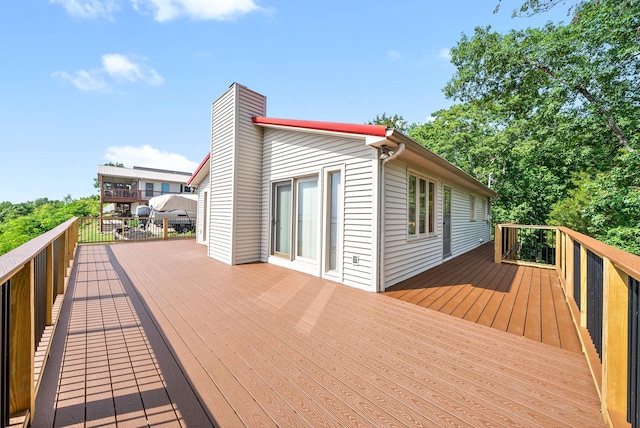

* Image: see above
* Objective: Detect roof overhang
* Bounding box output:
[187,153,210,187]
[368,130,498,199]
[252,117,387,139]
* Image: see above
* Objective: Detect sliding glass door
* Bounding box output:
[271,176,322,263]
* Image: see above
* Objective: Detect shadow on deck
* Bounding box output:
[34,240,603,427]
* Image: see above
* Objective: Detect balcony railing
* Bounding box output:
[0,218,77,426]
[101,189,192,202]
[495,224,640,428]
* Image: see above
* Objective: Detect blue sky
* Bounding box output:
[0,1,567,204]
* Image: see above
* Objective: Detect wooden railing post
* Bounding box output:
[163,218,169,240]
[602,259,629,426]
[56,235,65,295]
[494,224,502,264]
[9,261,34,420]
[45,243,54,325]
[565,233,575,301]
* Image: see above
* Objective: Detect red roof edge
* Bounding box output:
[187,153,210,186]
[252,116,388,138]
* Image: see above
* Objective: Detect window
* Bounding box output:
[482,198,487,221]
[470,194,477,221]
[145,183,154,197]
[408,173,436,237]
[327,171,341,272]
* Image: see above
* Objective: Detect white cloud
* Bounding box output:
[50,0,120,19]
[51,69,111,92]
[53,53,163,92]
[105,145,199,172]
[131,0,261,21]
[438,48,452,61]
[102,54,164,85]
[387,50,402,61]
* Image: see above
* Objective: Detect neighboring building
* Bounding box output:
[188,83,497,292]
[97,165,194,216]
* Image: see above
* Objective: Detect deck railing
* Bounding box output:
[495,224,640,428]
[0,218,78,427]
[100,188,193,202]
[80,216,195,244]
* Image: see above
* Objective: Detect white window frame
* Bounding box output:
[408,172,437,238]
[269,174,321,267]
[322,166,344,279]
[470,194,477,221]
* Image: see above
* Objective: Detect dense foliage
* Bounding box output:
[0,196,99,256]
[404,0,639,254]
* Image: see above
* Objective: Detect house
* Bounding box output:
[187,83,498,292]
[97,164,194,216]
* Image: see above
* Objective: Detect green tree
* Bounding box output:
[416,0,640,253]
[0,196,99,255]
[368,113,409,133]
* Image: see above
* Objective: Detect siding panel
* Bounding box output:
[209,87,236,264]
[233,86,267,264]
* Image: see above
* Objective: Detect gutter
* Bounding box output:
[378,139,405,292]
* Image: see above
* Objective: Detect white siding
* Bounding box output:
[195,173,210,245]
[260,128,377,291]
[208,87,236,264]
[382,160,491,288]
[233,86,267,264]
[450,188,491,257]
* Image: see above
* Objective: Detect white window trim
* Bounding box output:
[322,165,345,281]
[407,171,437,239]
[268,173,322,268]
[470,194,477,222]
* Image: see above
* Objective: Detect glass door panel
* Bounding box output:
[328,171,341,272]
[273,182,291,257]
[296,179,318,260]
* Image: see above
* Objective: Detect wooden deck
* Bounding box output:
[384,243,582,353]
[33,240,604,427]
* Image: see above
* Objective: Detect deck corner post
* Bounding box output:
[565,233,575,300]
[494,224,502,264]
[601,258,629,423]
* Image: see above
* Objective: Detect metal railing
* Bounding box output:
[79,216,196,244]
[495,224,640,428]
[0,218,77,426]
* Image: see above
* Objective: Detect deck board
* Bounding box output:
[34,240,604,427]
[385,244,581,353]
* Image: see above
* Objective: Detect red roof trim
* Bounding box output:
[252,117,388,137]
[187,153,210,186]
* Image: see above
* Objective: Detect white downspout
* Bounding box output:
[378,142,405,292]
